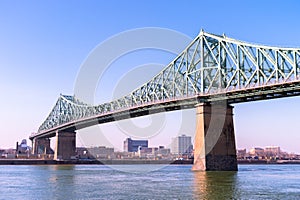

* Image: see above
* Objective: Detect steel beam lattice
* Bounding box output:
[35,30,300,135]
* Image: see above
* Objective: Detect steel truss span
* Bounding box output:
[31,30,300,138]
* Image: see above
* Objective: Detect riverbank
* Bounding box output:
[1,159,300,165]
[238,159,300,164]
[0,159,193,165]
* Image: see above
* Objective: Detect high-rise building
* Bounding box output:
[123,138,148,152]
[171,134,193,155]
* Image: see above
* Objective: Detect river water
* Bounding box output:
[0,164,299,199]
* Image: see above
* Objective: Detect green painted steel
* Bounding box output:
[32,31,300,138]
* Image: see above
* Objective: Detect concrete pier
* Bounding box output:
[32,138,51,155]
[192,103,237,171]
[54,131,76,160]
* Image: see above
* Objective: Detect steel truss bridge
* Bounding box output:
[30,30,300,140]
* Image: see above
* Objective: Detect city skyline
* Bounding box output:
[5,137,300,160]
[5,132,300,156]
[1,1,300,153]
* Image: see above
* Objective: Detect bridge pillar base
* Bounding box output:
[54,131,76,160]
[32,138,51,155]
[192,103,237,171]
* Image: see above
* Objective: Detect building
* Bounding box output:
[137,147,157,159]
[237,149,247,159]
[88,146,115,159]
[16,139,31,154]
[265,146,281,157]
[171,134,193,155]
[249,147,264,157]
[157,146,171,156]
[136,146,172,159]
[123,138,148,152]
[76,146,115,159]
[156,146,171,159]
[76,147,89,159]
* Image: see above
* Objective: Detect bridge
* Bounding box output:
[30,30,300,171]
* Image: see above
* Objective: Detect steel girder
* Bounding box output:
[36,30,300,134]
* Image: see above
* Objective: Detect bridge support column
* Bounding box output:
[192,103,237,171]
[32,138,51,155]
[54,131,76,160]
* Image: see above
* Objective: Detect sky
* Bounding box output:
[0,0,300,153]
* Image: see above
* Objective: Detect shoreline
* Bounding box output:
[0,159,193,165]
[1,159,300,165]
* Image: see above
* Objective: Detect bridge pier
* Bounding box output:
[32,138,51,155]
[192,103,237,171]
[54,130,76,160]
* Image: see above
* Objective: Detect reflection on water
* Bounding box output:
[48,165,75,183]
[193,171,238,199]
[47,165,77,200]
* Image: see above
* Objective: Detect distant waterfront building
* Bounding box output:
[171,134,193,155]
[265,146,281,157]
[123,138,148,152]
[237,149,247,159]
[136,146,172,159]
[88,146,115,159]
[249,147,264,157]
[76,147,89,159]
[157,146,171,156]
[16,139,31,154]
[76,146,115,159]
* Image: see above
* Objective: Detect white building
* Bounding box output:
[265,146,281,157]
[171,134,193,155]
[87,146,115,159]
[249,147,264,157]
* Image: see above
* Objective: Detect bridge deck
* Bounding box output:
[30,79,300,140]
